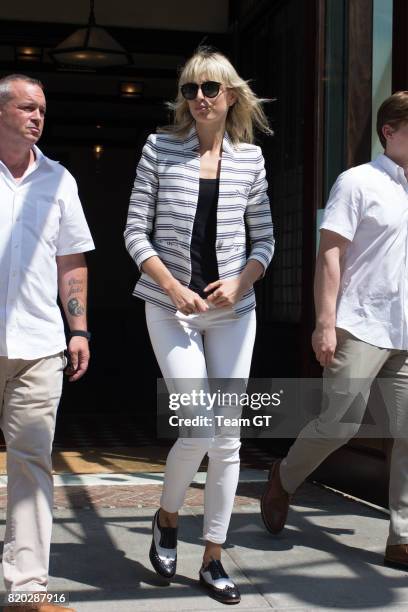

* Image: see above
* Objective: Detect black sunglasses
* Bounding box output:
[180,81,222,100]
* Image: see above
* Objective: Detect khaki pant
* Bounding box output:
[0,353,65,591]
[280,328,408,545]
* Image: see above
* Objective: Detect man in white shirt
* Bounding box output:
[261,91,408,570]
[0,74,94,611]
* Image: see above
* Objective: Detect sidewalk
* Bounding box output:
[1,471,408,612]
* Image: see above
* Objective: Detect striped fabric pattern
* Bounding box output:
[124,127,275,315]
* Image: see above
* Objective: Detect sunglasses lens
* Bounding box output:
[181,83,198,100]
[180,81,221,100]
[201,81,220,98]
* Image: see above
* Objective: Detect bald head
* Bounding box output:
[0,74,44,107]
[0,77,46,149]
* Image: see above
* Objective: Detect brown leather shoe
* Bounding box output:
[384,544,408,570]
[3,602,75,611]
[260,459,291,534]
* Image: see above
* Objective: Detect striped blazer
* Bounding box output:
[124,127,275,316]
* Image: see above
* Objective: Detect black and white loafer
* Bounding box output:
[199,559,241,604]
[149,509,178,579]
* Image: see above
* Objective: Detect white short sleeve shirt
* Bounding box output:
[0,146,95,359]
[320,154,408,349]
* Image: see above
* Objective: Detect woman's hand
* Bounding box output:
[204,278,248,308]
[165,279,209,315]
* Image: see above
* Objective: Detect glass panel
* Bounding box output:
[371,0,393,159]
[323,0,347,201]
[237,0,305,324]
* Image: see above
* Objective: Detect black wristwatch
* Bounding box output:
[69,330,91,341]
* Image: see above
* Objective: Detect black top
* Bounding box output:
[189,178,219,298]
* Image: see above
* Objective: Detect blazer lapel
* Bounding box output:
[181,127,236,249]
[182,126,200,243]
[217,131,235,246]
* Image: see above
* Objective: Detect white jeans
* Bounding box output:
[146,302,257,544]
[0,353,65,592]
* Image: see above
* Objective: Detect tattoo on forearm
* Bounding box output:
[68,278,84,298]
[68,298,85,317]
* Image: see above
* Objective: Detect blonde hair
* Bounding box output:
[159,47,273,145]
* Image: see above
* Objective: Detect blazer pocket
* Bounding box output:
[232,233,247,251]
[235,186,251,198]
[153,238,179,247]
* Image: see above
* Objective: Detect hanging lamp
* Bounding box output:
[49,0,132,68]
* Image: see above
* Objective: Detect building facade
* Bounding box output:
[0,0,403,504]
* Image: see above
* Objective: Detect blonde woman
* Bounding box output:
[125,47,274,604]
